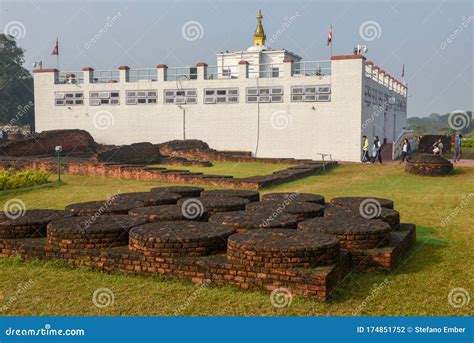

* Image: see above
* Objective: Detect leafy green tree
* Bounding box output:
[0,34,34,127]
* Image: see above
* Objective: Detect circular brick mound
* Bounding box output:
[115,192,181,206]
[298,217,391,250]
[245,201,324,221]
[405,153,454,176]
[262,192,325,205]
[330,197,394,209]
[200,190,260,202]
[325,205,400,229]
[150,186,204,198]
[0,210,71,239]
[129,221,235,257]
[227,229,340,268]
[47,215,146,249]
[177,197,249,215]
[65,198,145,216]
[209,211,297,232]
[128,205,209,222]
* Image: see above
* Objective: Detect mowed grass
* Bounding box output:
[0,162,473,316]
[150,161,295,178]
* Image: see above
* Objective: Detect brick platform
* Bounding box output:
[227,229,340,268]
[405,154,454,176]
[0,191,418,301]
[262,192,325,205]
[245,201,325,222]
[150,186,204,198]
[209,211,298,232]
[200,189,260,202]
[330,197,394,209]
[128,205,209,222]
[129,221,235,257]
[0,210,71,239]
[325,205,400,229]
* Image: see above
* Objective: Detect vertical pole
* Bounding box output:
[183,108,186,140]
[57,151,61,182]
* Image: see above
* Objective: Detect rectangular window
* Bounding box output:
[203,88,239,104]
[246,87,284,103]
[290,85,331,102]
[271,67,279,78]
[55,92,83,106]
[164,89,197,105]
[89,91,119,105]
[126,89,157,105]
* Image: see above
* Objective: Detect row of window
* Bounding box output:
[54,85,332,107]
[364,86,406,112]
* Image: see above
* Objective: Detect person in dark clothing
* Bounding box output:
[372,136,382,164]
[399,139,411,164]
[453,134,463,162]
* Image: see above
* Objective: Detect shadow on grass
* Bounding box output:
[0,181,64,199]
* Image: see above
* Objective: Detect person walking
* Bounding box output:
[453,134,463,162]
[399,139,411,164]
[375,136,382,164]
[432,139,443,156]
[361,136,369,162]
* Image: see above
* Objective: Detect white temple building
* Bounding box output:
[33,10,410,162]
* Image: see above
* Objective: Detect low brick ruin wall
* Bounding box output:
[0,157,337,190]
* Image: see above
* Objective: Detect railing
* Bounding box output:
[206,65,239,80]
[293,60,331,76]
[166,67,197,81]
[247,63,285,78]
[92,70,120,83]
[129,69,157,82]
[56,71,84,84]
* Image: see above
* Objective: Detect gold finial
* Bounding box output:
[253,9,266,46]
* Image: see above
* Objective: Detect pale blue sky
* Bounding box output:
[1,0,472,117]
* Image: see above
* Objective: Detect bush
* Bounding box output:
[0,169,50,191]
[462,139,474,148]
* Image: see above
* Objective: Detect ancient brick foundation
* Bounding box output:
[405,154,454,176]
[0,190,417,301]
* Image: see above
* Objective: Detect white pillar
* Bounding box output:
[82,67,94,84]
[196,62,208,80]
[157,64,168,81]
[238,61,249,79]
[118,65,129,83]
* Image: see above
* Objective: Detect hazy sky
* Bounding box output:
[1,0,472,117]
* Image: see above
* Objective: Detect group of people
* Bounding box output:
[361,133,465,165]
[361,135,383,164]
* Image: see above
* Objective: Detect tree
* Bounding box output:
[0,34,34,128]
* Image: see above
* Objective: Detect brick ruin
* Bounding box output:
[0,129,337,189]
[405,153,454,176]
[0,188,416,301]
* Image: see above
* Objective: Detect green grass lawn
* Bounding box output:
[0,163,473,316]
[150,161,295,178]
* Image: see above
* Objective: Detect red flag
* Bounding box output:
[327,25,333,46]
[51,38,59,55]
[401,64,405,78]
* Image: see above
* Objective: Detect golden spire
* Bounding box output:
[253,9,266,46]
